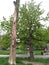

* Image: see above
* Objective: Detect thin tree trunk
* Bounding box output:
[27,37,34,59]
[9,0,20,65]
[28,21,34,59]
[27,38,34,59]
[29,44,34,59]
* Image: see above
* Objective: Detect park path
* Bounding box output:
[0,54,49,58]
[22,61,44,65]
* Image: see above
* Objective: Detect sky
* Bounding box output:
[0,0,49,34]
[0,0,49,19]
[0,0,30,20]
[0,0,49,27]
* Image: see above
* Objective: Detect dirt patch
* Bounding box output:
[22,61,44,65]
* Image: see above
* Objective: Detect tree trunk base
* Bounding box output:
[8,60,16,65]
[30,52,34,60]
[29,44,34,60]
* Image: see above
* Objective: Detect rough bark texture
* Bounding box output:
[9,7,17,65]
[29,44,34,59]
[28,38,34,59]
[28,21,34,59]
[9,0,20,65]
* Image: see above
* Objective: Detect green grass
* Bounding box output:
[0,49,28,55]
[0,50,9,55]
[0,58,32,65]
[0,49,43,55]
[0,58,9,65]
[22,57,49,65]
[19,57,49,65]
[34,50,43,55]
[0,58,26,65]
[16,49,28,54]
[0,57,49,65]
[33,58,49,65]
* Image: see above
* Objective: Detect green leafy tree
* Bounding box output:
[17,0,49,59]
[0,34,10,49]
[33,28,47,49]
[1,16,12,33]
[0,16,12,49]
[0,0,49,60]
[44,27,49,43]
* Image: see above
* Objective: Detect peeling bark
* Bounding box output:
[9,0,20,65]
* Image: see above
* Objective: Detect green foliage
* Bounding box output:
[0,0,49,49]
[0,16,13,49]
[44,27,49,42]
[17,0,48,49]
[0,34,10,49]
[1,16,13,33]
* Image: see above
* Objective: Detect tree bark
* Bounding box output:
[9,0,20,65]
[28,21,34,59]
[29,44,34,59]
[27,36,34,59]
[27,38,34,59]
[9,7,17,65]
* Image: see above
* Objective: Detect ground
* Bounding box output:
[22,60,44,65]
[0,50,49,65]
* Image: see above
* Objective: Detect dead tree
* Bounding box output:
[8,0,20,65]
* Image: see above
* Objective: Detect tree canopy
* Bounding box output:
[0,0,49,49]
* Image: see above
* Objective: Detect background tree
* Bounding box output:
[0,0,49,60]
[0,17,12,49]
[1,16,12,34]
[0,34,10,49]
[17,0,49,59]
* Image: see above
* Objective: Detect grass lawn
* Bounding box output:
[33,50,43,55]
[0,49,43,55]
[0,50,9,55]
[0,58,32,65]
[0,49,28,55]
[0,57,49,65]
[17,58,49,65]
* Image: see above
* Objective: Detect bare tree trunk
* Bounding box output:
[27,37,34,59]
[9,7,17,65]
[28,21,34,59]
[29,44,34,59]
[27,38,34,59]
[9,0,20,65]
